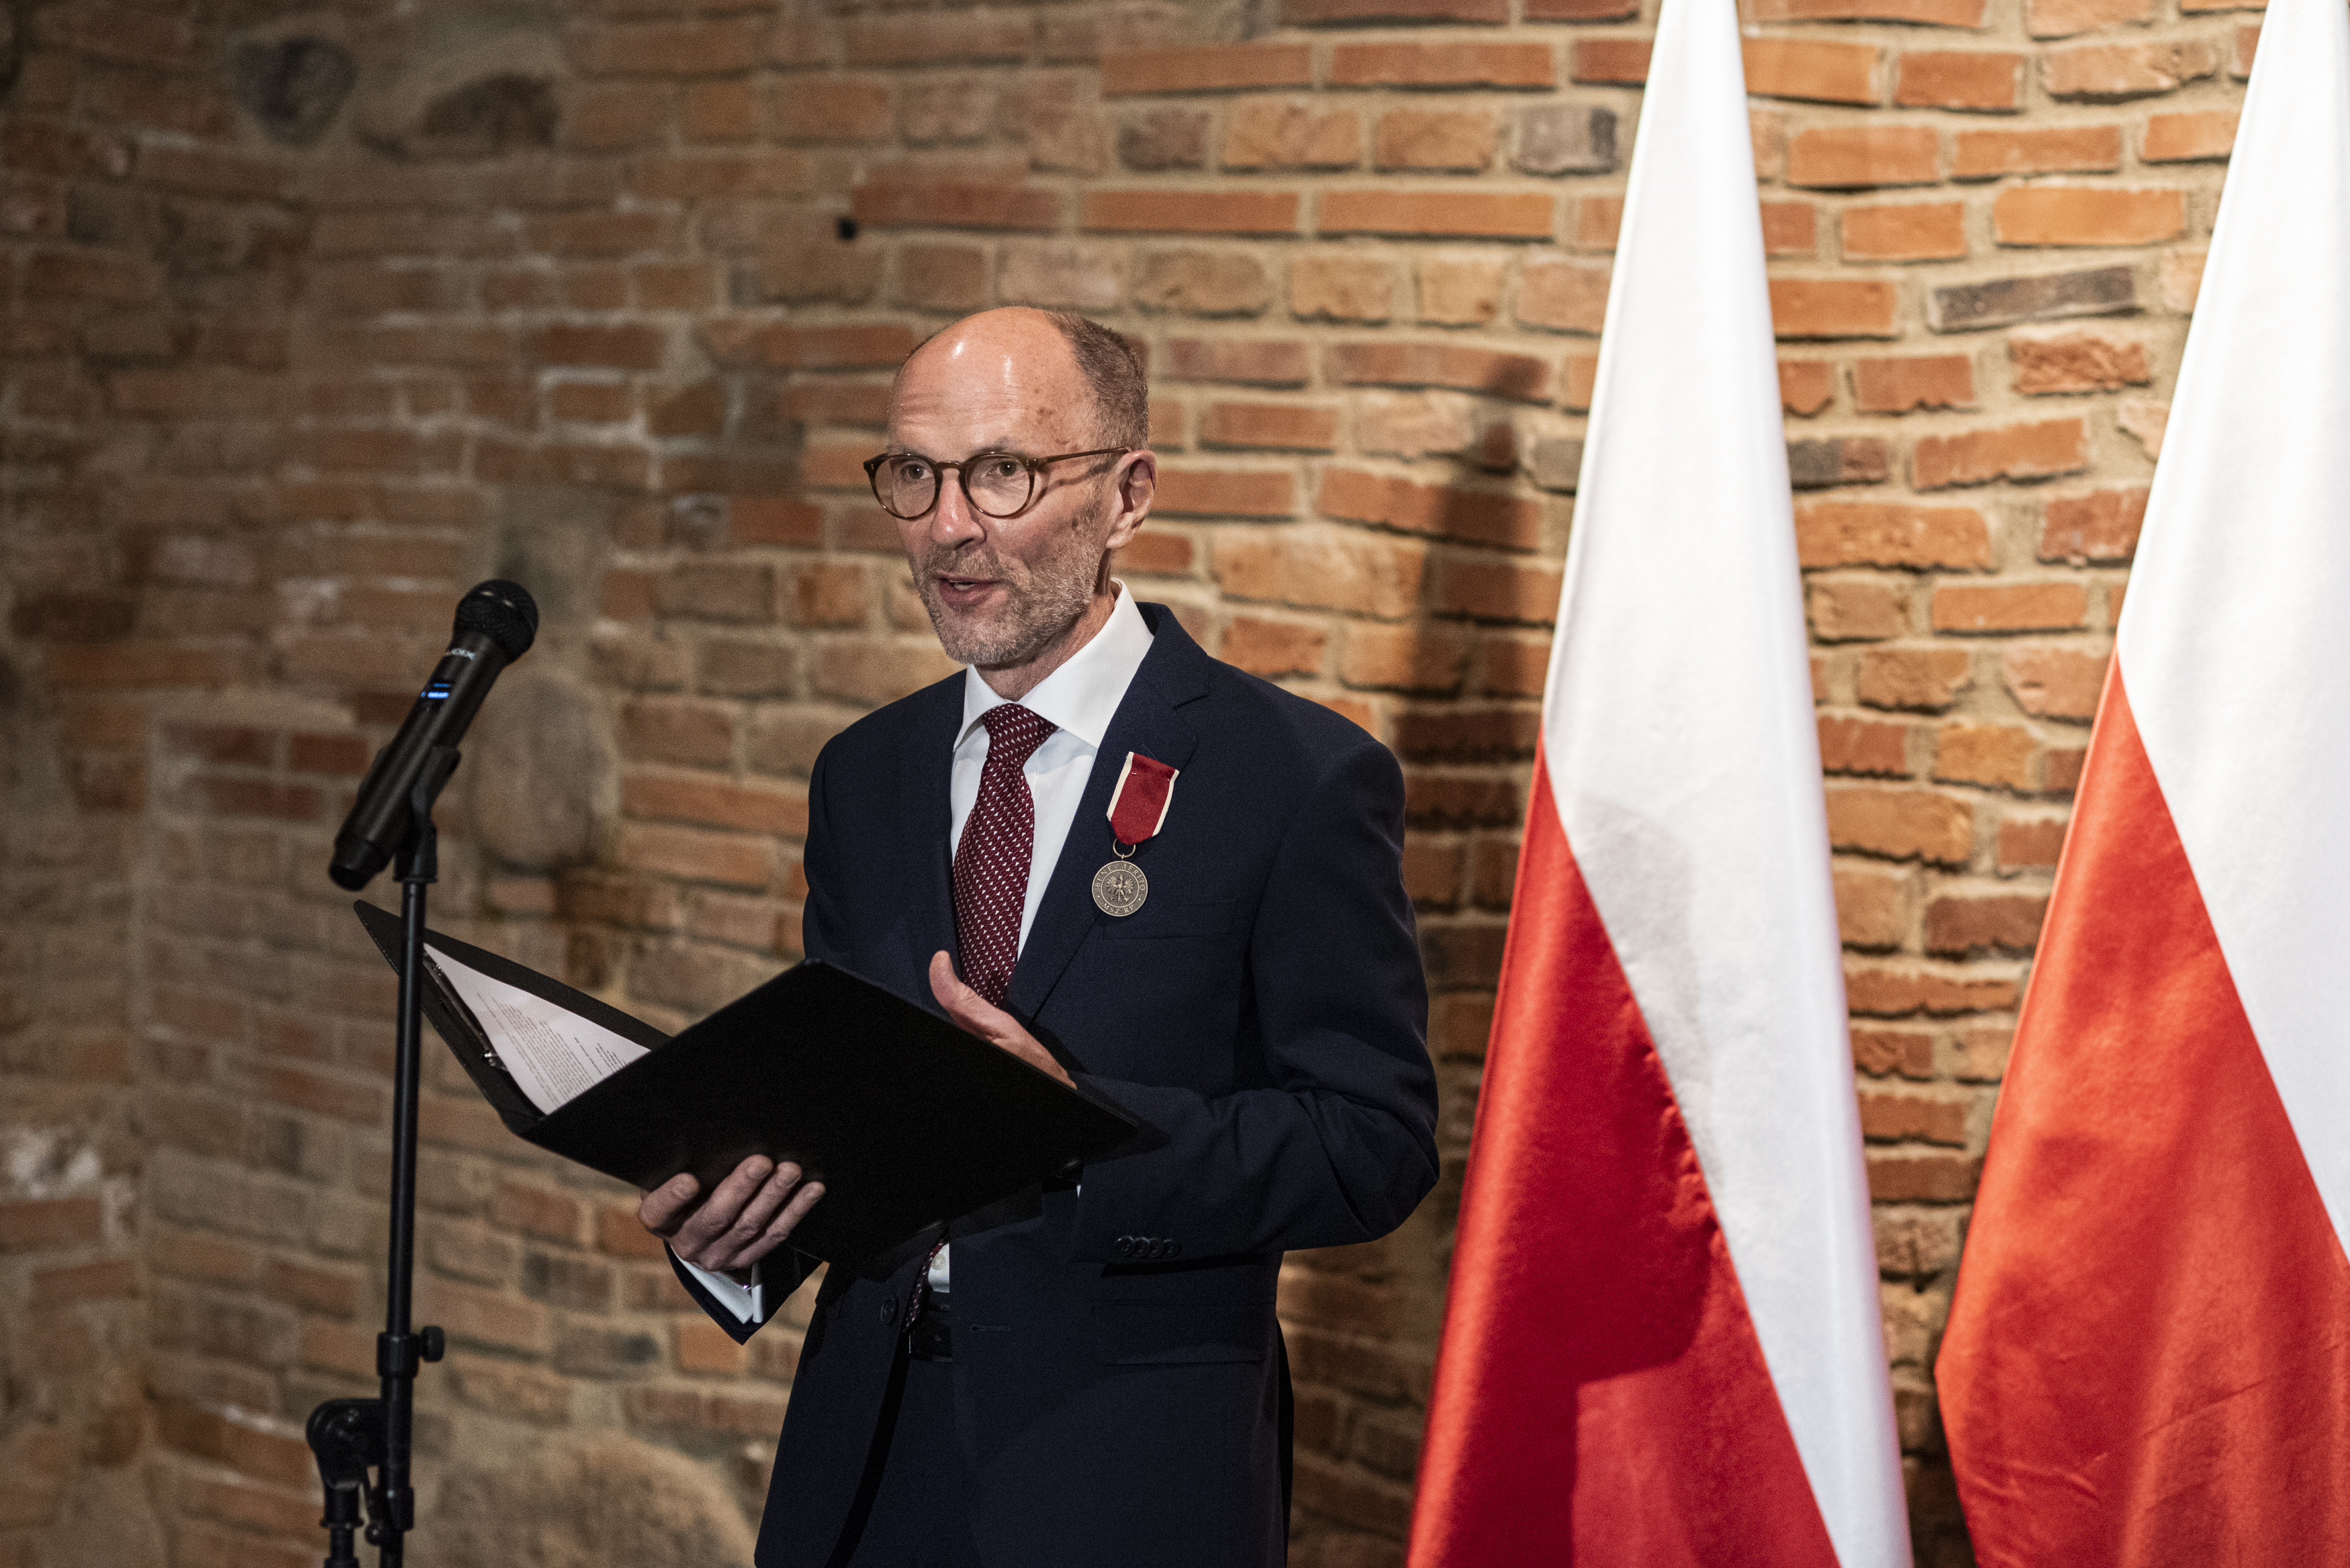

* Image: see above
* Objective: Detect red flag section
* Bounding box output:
[1409,755,1837,1568]
[1936,672,2350,1564]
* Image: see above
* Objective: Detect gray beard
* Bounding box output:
[914,542,1100,670]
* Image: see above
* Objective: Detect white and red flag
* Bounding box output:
[1936,0,2350,1556]
[1407,0,1909,1561]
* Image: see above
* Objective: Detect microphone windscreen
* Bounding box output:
[453,579,539,661]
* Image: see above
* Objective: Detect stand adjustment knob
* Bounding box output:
[420,1326,444,1363]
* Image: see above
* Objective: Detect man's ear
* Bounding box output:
[1105,449,1156,551]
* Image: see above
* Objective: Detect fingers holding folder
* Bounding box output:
[642,1156,825,1281]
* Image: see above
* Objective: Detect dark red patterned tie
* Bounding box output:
[953,703,1058,1006]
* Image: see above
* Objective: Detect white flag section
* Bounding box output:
[1411,0,1910,1560]
[1550,0,1908,1558]
[2113,0,2350,1240]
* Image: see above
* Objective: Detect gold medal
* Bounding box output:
[1092,856,1148,917]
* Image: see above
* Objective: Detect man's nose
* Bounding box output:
[927,475,986,545]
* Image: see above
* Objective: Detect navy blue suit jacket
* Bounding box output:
[673,603,1438,1567]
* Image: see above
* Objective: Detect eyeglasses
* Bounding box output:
[863,446,1131,522]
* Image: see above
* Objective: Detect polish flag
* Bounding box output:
[1405,0,1910,1561]
[1934,0,2350,1557]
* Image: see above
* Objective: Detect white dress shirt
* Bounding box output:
[687,586,1155,1323]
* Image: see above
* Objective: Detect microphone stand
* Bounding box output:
[308,746,460,1566]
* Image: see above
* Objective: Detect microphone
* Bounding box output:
[328,580,539,891]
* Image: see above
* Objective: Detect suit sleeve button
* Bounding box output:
[1164,1239,1181,1257]
[878,1300,896,1326]
[1113,1236,1134,1258]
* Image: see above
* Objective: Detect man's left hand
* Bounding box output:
[929,950,1075,1087]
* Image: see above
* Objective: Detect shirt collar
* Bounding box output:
[956,583,1154,752]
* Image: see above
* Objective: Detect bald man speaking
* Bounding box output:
[640,309,1438,1568]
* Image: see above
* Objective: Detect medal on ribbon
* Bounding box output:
[1092,752,1177,918]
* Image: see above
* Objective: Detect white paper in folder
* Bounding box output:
[426,944,649,1114]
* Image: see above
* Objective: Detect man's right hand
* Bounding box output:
[639,1156,825,1284]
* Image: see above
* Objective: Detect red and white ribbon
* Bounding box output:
[1106,752,1177,846]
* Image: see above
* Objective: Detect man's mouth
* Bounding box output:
[933,574,998,606]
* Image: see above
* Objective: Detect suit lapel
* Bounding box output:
[902,675,963,987]
[1005,605,1212,1024]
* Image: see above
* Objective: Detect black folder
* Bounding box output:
[355,903,1137,1267]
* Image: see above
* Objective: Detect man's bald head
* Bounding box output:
[895,307,1147,451]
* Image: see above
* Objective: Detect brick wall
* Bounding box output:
[0,0,2262,1561]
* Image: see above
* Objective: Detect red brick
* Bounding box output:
[1826,786,1976,865]
[2003,644,2108,720]
[1084,189,1300,235]
[1374,108,1499,172]
[1213,527,1427,618]
[624,775,807,836]
[843,12,1033,66]
[2029,0,2153,36]
[2011,328,2150,394]
[1154,467,1297,518]
[1289,0,1508,19]
[1951,125,2123,179]
[1319,469,1545,550]
[1744,38,1881,105]
[1763,201,1819,256]
[1935,722,2038,789]
[1198,401,1342,450]
[1432,559,1563,624]
[1781,359,1837,414]
[32,1257,138,1308]
[1517,255,1610,334]
[2000,816,2070,870]
[1854,354,1975,413]
[1896,52,2024,111]
[616,824,774,888]
[1932,581,2087,634]
[261,1065,385,1124]
[571,17,765,75]
[2038,487,2147,564]
[1767,0,1989,17]
[1326,340,1554,402]
[1798,501,1992,569]
[1102,44,1313,95]
[2042,40,2220,100]
[1836,865,1910,949]
[1319,189,1552,240]
[778,79,894,142]
[1993,185,2183,246]
[1221,617,1329,677]
[1843,202,1968,262]
[1329,42,1556,89]
[1223,102,1362,170]
[1165,337,1313,385]
[1846,965,2018,1017]
[529,324,665,371]
[1572,40,1652,85]
[1787,126,1939,189]
[2143,109,2237,162]
[1771,279,1900,339]
[1809,577,1912,641]
[1820,715,1913,775]
[1858,646,1975,712]
[1926,890,2049,956]
[415,1273,551,1355]
[1859,1090,1971,1144]
[1912,418,2089,488]
[851,176,1059,232]
[0,1196,103,1252]
[620,698,735,766]
[731,496,825,546]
